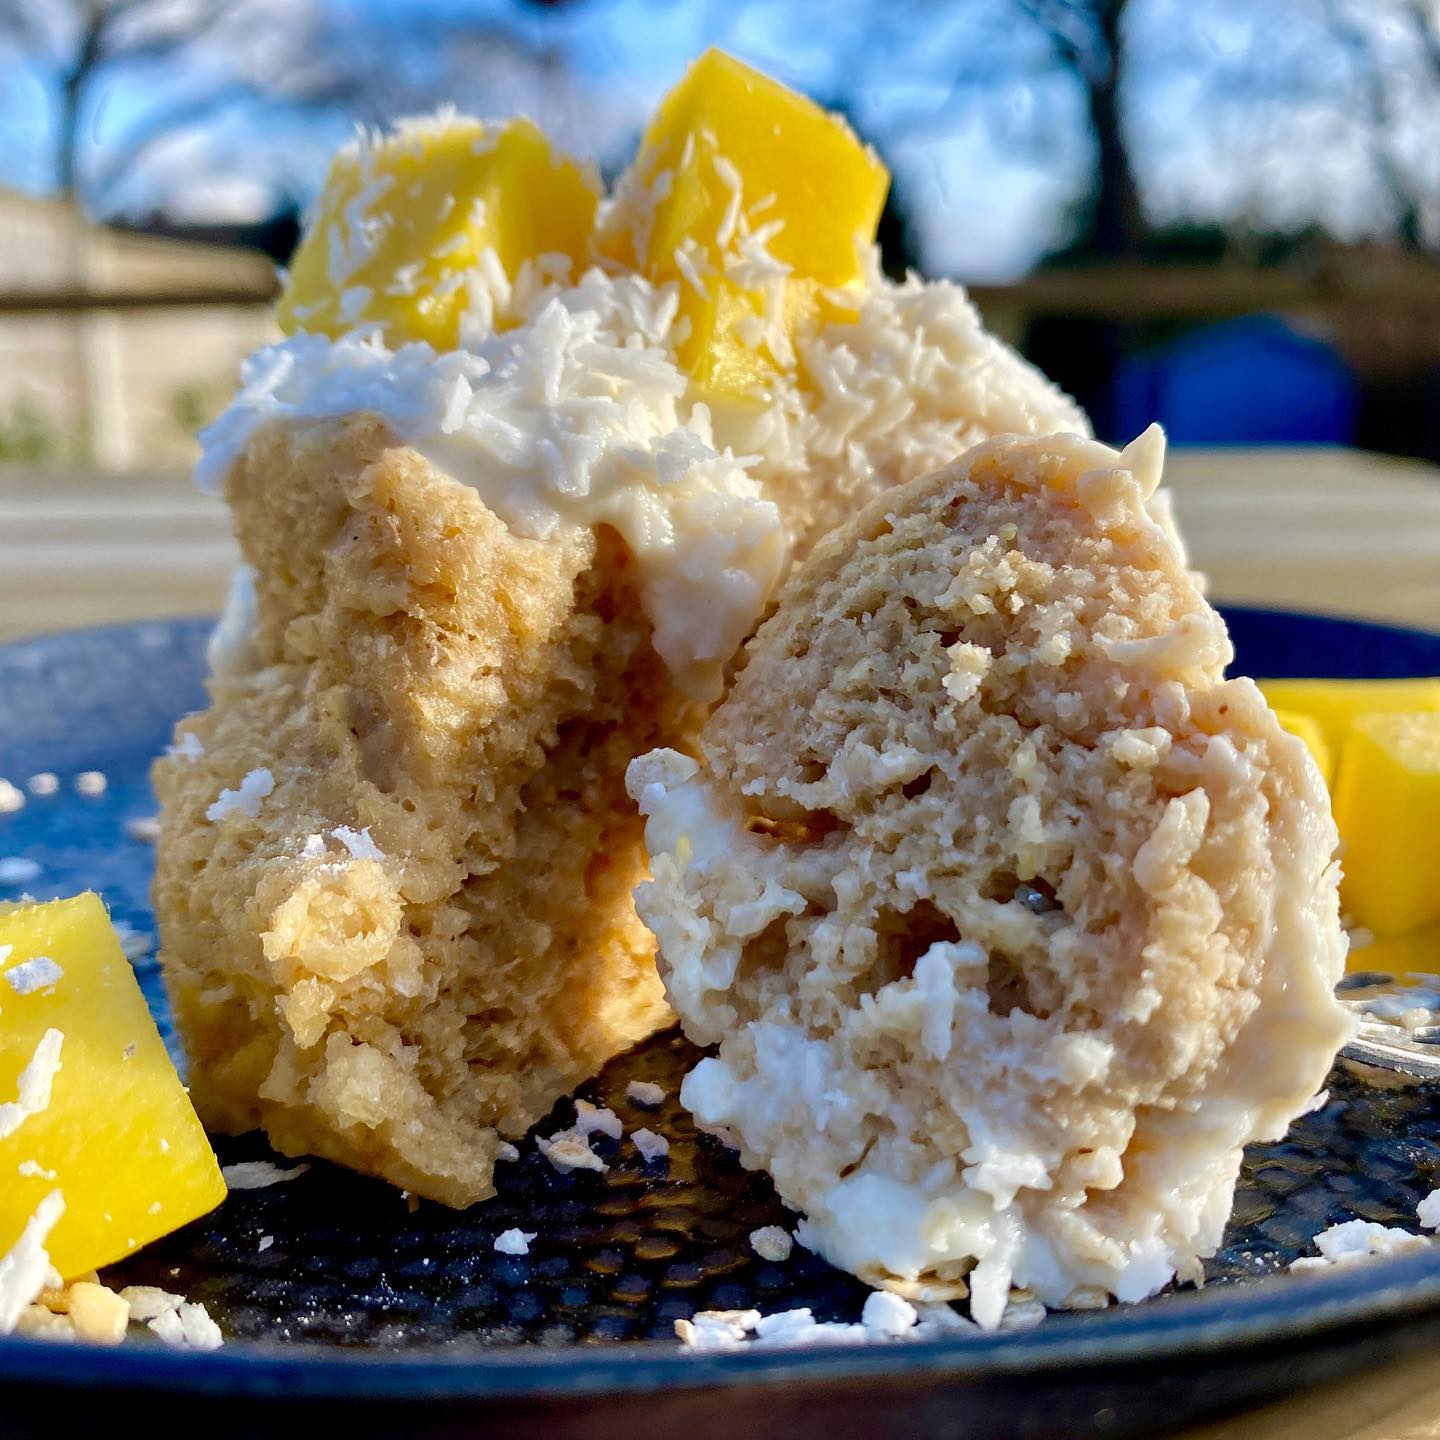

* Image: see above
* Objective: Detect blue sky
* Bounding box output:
[0,0,1434,279]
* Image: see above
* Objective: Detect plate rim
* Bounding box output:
[4,1250,1440,1400]
[3,606,1440,1400]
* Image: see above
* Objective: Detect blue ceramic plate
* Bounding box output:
[2,608,1440,1440]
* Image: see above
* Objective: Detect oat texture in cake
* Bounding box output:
[629,427,1352,1326]
[153,56,1086,1209]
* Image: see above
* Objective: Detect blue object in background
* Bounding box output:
[1114,315,1359,445]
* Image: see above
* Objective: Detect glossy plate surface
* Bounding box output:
[2,607,1440,1439]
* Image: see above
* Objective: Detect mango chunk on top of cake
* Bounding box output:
[600,47,890,394]
[277,115,599,350]
[0,894,225,1280]
[276,48,890,401]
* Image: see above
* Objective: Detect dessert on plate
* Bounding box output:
[628,428,1353,1324]
[151,50,1083,1206]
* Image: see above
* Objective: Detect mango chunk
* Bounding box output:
[1333,712,1440,939]
[602,48,889,394]
[0,894,225,1279]
[278,116,599,350]
[1346,918,1440,976]
[1272,708,1335,787]
[1258,678,1440,758]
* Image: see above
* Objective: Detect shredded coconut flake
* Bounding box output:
[331,825,385,861]
[631,1128,670,1163]
[221,1160,310,1191]
[4,956,62,995]
[206,768,274,822]
[0,1191,65,1334]
[860,1290,919,1337]
[1419,1190,1440,1230]
[0,779,23,814]
[0,1029,63,1142]
[1292,1219,1432,1271]
[119,1286,185,1322]
[678,1289,948,1351]
[573,1099,623,1139]
[537,1128,608,1174]
[148,1300,223,1350]
[494,1228,537,1256]
[74,771,107,797]
[625,1080,665,1107]
[26,773,58,796]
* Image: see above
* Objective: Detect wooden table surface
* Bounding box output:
[3,444,1440,1439]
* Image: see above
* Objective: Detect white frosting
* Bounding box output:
[196,276,785,701]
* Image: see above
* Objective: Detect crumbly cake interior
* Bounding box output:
[153,414,682,1206]
[629,429,1352,1323]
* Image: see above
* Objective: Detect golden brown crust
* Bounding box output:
[153,414,681,1206]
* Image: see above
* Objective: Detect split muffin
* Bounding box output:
[152,52,1085,1206]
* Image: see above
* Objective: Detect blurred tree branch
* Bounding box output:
[1014,0,1145,258]
[1,0,598,218]
[0,0,253,204]
[1323,0,1423,249]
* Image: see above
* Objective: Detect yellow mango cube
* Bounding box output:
[1346,917,1440,976]
[0,894,225,1279]
[1257,678,1440,757]
[604,48,888,394]
[278,116,599,351]
[1272,708,1335,788]
[1333,712,1440,938]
